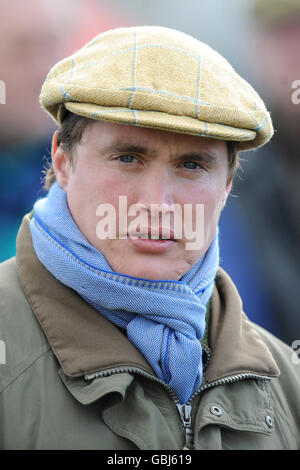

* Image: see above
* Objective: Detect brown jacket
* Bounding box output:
[0,214,299,449]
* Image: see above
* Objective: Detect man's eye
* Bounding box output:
[119,154,136,163]
[182,161,202,170]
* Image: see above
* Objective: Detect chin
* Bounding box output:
[105,245,185,281]
[126,263,181,281]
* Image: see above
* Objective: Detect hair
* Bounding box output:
[43,112,241,190]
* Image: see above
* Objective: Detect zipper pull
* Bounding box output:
[176,404,193,449]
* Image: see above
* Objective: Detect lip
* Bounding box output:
[128,226,176,240]
[127,235,178,254]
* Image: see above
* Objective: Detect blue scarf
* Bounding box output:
[30,183,219,404]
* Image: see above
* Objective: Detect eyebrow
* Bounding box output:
[175,151,218,166]
[101,143,158,157]
[101,143,218,165]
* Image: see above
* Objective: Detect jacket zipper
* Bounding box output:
[84,344,211,448]
[84,366,271,449]
[178,372,272,448]
[176,403,193,449]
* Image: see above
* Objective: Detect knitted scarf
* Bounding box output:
[30,183,219,404]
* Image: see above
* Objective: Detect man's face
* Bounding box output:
[53,121,232,280]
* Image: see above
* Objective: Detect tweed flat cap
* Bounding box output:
[40,26,273,151]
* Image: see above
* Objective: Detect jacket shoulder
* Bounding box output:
[252,322,300,435]
[252,322,298,377]
[0,257,50,393]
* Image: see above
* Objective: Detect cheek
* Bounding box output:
[67,165,139,235]
[180,181,225,250]
[65,162,102,232]
[181,181,224,216]
[203,193,225,237]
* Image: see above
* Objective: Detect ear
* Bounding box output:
[51,130,71,190]
[221,180,233,210]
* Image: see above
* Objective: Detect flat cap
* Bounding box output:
[40,25,273,151]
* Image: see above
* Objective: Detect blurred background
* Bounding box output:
[0,0,299,344]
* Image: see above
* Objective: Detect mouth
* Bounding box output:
[127,227,178,253]
[128,227,176,241]
[136,235,173,240]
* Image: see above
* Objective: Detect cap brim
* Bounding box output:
[63,102,258,151]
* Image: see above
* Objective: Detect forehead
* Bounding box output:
[81,120,228,157]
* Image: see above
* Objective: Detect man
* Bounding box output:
[0,26,299,450]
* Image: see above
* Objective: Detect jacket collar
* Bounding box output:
[16,214,279,384]
[206,269,279,382]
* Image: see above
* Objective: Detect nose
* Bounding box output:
[135,164,175,210]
